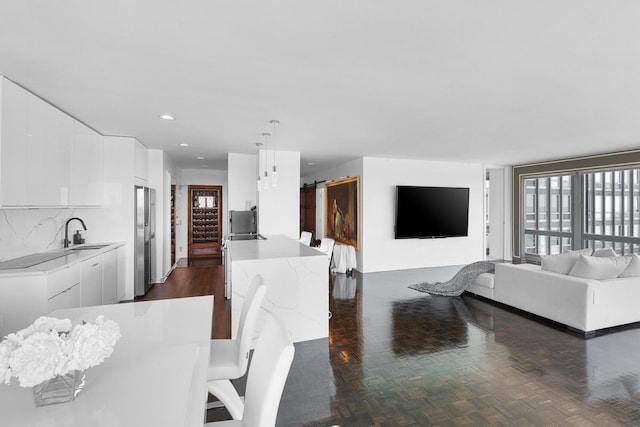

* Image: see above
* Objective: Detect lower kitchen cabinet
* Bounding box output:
[102,249,118,305]
[81,256,103,307]
[0,245,123,338]
[47,283,81,313]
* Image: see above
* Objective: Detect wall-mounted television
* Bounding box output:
[395,185,470,239]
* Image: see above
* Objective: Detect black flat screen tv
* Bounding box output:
[395,186,470,239]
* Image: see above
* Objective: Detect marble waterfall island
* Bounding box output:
[227,235,328,343]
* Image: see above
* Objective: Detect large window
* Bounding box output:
[523,167,640,260]
[523,175,572,256]
[583,169,640,254]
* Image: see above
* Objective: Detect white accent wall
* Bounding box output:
[257,150,300,239]
[227,153,257,212]
[362,157,485,272]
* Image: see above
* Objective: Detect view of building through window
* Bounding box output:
[523,168,640,259]
[524,175,572,256]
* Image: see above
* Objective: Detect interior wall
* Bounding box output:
[228,152,257,212]
[257,150,300,239]
[361,157,485,273]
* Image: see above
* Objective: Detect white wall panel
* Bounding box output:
[362,157,485,273]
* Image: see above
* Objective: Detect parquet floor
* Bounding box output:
[140,261,640,426]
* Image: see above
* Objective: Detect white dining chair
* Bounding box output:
[207,275,267,419]
[299,231,312,246]
[205,315,295,427]
[318,237,335,265]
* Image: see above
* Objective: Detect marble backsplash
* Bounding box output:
[0,208,93,261]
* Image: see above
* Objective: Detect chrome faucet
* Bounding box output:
[64,217,87,248]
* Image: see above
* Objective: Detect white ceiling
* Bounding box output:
[1,1,640,176]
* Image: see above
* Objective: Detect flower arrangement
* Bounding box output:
[0,316,121,387]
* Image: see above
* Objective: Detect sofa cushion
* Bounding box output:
[619,254,640,278]
[569,254,630,280]
[473,272,495,289]
[593,247,617,257]
[540,248,592,275]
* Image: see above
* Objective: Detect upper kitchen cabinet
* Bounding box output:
[70,121,103,206]
[0,77,103,207]
[134,139,149,183]
[0,77,28,205]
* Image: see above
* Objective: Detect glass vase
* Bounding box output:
[32,370,85,407]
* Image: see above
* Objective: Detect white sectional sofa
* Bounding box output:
[466,253,640,337]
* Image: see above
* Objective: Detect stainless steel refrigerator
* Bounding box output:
[134,186,156,296]
[229,210,257,235]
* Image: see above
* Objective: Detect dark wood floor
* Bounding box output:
[138,260,640,426]
[136,257,230,339]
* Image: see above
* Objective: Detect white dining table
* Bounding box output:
[0,295,213,427]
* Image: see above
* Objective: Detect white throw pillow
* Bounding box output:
[540,248,592,275]
[619,254,640,278]
[569,254,631,280]
[593,247,617,257]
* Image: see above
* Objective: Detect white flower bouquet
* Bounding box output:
[0,316,121,387]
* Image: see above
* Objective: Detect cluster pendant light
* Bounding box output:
[270,119,279,188]
[256,142,263,192]
[261,132,271,189]
[257,119,280,192]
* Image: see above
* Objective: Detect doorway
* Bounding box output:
[300,183,317,244]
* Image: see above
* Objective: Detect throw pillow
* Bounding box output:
[569,254,631,280]
[593,247,617,257]
[619,254,640,278]
[540,248,592,275]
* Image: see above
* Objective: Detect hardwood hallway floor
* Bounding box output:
[139,262,640,426]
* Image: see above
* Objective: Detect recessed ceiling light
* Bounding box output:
[308,162,315,166]
[196,156,205,160]
[179,143,189,147]
[159,114,175,121]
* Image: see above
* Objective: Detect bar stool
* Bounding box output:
[207,275,267,419]
[205,315,295,427]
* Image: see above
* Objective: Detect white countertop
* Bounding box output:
[228,234,325,261]
[0,296,213,427]
[0,242,125,278]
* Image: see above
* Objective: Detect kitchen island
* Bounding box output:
[0,296,213,426]
[226,235,328,343]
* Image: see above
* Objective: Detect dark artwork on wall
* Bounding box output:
[325,176,360,251]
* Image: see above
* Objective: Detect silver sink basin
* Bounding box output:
[70,244,111,250]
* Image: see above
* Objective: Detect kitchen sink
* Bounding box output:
[70,244,111,250]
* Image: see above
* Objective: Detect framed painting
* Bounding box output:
[325,176,360,251]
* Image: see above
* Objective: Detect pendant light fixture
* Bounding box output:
[255,142,263,192]
[270,120,279,187]
[261,132,271,189]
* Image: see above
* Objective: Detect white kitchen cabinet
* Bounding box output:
[40,106,73,205]
[81,255,103,307]
[134,139,148,182]
[0,245,123,338]
[0,78,28,205]
[46,263,81,300]
[0,76,102,207]
[117,245,126,302]
[0,275,47,339]
[70,121,103,206]
[102,249,118,305]
[47,283,80,313]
